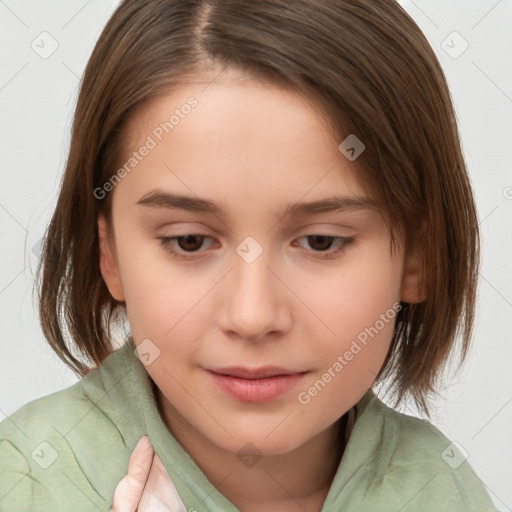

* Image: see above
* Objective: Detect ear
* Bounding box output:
[400,242,427,304]
[98,215,125,302]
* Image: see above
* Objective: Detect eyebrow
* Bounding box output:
[136,190,375,220]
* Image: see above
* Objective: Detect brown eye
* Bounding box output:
[295,234,355,259]
[305,235,336,251]
[176,234,206,252]
[158,234,215,260]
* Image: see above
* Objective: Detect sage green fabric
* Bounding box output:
[0,339,497,511]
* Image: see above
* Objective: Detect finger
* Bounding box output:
[110,436,154,512]
[138,454,187,512]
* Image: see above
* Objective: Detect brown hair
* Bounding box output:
[36,0,479,414]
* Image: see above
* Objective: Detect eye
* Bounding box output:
[158,234,216,259]
[294,235,355,259]
[158,233,355,261]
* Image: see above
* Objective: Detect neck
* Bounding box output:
[154,387,347,511]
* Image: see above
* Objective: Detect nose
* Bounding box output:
[217,247,292,343]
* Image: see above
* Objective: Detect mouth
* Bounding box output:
[206,366,309,403]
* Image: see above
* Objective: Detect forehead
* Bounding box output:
[127,70,335,150]
[114,71,372,216]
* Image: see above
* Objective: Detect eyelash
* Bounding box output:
[157,234,355,261]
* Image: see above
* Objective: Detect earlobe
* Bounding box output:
[400,245,427,304]
[98,215,125,302]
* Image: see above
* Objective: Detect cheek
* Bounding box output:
[294,295,399,426]
[115,233,213,347]
[293,247,402,407]
[293,245,402,343]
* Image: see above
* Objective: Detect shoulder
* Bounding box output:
[0,344,145,511]
[354,393,498,511]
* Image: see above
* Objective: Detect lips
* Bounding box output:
[206,366,308,403]
[210,366,302,379]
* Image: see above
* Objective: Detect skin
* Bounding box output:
[100,67,424,511]
[110,436,185,512]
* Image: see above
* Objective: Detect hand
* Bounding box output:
[110,435,187,512]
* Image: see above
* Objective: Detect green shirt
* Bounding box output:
[0,339,497,511]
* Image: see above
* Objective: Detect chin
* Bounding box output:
[207,422,314,458]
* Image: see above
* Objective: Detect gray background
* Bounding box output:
[1,1,511,509]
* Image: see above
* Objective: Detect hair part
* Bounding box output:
[36,0,479,414]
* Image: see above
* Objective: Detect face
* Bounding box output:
[99,68,422,457]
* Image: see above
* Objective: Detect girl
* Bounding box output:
[0,0,498,511]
